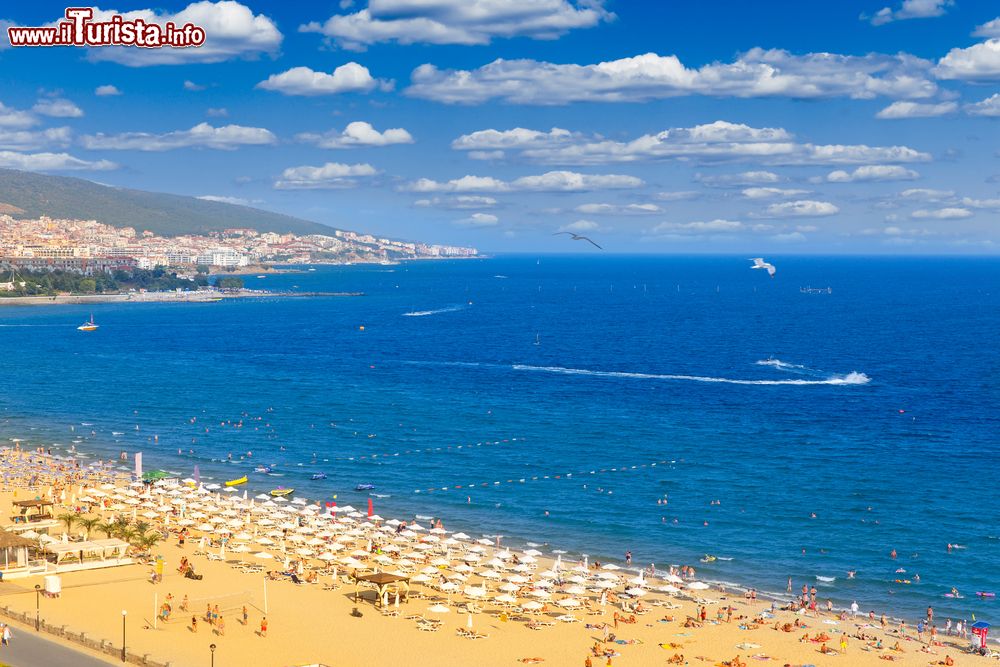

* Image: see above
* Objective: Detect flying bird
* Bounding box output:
[553,231,602,249]
[749,257,776,277]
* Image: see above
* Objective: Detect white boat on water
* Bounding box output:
[77,315,98,331]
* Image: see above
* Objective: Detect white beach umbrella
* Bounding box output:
[687,581,710,590]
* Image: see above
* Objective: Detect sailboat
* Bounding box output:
[77,314,98,331]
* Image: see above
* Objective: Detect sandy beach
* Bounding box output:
[0,448,985,667]
[0,290,361,307]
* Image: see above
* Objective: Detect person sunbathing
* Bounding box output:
[667,654,684,664]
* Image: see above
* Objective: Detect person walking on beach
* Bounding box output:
[1,623,11,646]
[216,614,225,637]
[850,600,859,618]
[625,551,631,565]
[242,605,248,626]
[839,633,848,654]
[927,606,934,623]
[946,618,953,636]
[260,617,268,637]
[787,577,792,593]
[191,615,197,633]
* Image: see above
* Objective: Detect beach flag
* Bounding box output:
[367,498,373,518]
[134,452,143,479]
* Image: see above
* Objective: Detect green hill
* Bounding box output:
[0,168,336,237]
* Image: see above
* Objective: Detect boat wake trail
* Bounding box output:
[402,304,467,317]
[755,358,808,371]
[511,364,870,386]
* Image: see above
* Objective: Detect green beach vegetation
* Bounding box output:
[0,268,208,297]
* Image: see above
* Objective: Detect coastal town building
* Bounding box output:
[0,214,477,273]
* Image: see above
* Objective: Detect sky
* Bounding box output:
[0,1,999,254]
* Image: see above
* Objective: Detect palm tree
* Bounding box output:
[119,527,138,546]
[94,522,114,539]
[56,512,77,534]
[133,520,151,536]
[77,516,100,539]
[139,532,161,551]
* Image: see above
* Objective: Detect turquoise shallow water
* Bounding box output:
[1,255,998,623]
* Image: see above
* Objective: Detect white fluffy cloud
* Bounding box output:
[414,195,497,209]
[759,200,840,218]
[402,171,642,193]
[911,207,972,219]
[935,39,1000,81]
[867,0,953,25]
[455,212,499,227]
[972,17,1000,38]
[558,220,600,232]
[80,123,275,151]
[197,195,256,206]
[300,0,611,50]
[0,151,116,171]
[453,121,930,166]
[741,187,808,199]
[32,99,83,118]
[407,49,937,105]
[964,93,1000,116]
[900,188,954,200]
[0,102,38,129]
[961,197,1000,209]
[257,64,392,96]
[574,203,661,215]
[274,162,378,189]
[0,127,72,151]
[452,127,574,155]
[875,100,957,118]
[297,121,413,148]
[826,165,919,182]
[696,171,781,187]
[649,219,744,234]
[95,85,123,97]
[653,191,701,201]
[68,2,282,66]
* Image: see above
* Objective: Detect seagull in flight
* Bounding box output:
[553,231,602,249]
[749,257,776,277]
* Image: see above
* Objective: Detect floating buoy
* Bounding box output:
[359,325,365,331]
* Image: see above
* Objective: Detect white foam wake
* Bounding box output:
[512,364,870,386]
[402,305,467,317]
[755,358,807,371]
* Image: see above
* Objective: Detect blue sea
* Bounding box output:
[1,255,998,623]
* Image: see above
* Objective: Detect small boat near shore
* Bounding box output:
[225,476,247,487]
[254,465,272,474]
[355,483,375,491]
[77,315,99,331]
[311,473,327,480]
[270,487,294,497]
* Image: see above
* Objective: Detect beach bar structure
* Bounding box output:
[43,538,130,570]
[0,529,36,575]
[352,572,410,607]
[10,499,54,523]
